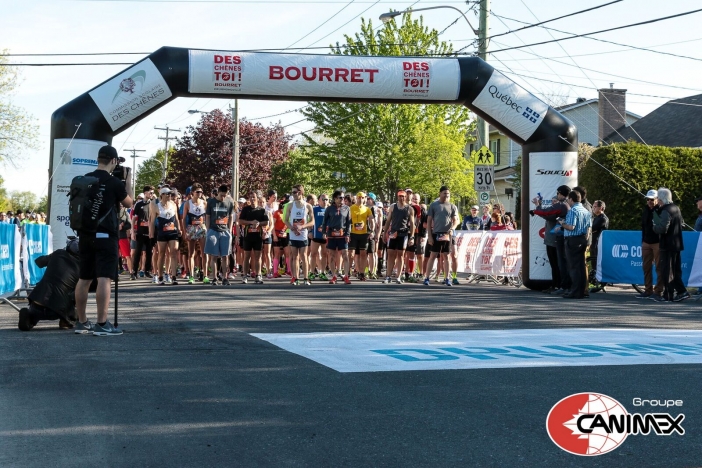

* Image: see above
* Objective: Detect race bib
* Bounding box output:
[354,222,364,231]
[293,218,304,227]
[140,221,149,227]
[437,233,450,242]
[331,229,344,237]
[163,222,176,232]
[248,225,260,233]
[216,216,229,225]
[276,230,288,238]
[190,219,202,225]
[388,231,398,239]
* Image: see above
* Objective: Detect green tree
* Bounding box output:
[135,148,172,191]
[301,14,472,202]
[37,195,48,214]
[10,190,38,212]
[0,50,38,165]
[0,175,10,211]
[269,146,336,197]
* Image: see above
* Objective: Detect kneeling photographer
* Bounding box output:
[72,145,133,336]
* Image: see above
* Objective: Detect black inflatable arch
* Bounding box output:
[50,46,577,290]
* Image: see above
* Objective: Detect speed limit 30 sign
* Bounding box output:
[474,166,495,191]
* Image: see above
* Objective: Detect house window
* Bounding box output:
[468,143,475,155]
[490,139,501,165]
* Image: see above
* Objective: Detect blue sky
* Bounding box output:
[2,0,702,196]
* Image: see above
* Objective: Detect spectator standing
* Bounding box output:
[590,200,609,284]
[462,205,484,231]
[531,186,570,294]
[639,190,664,299]
[559,190,591,299]
[694,196,702,232]
[652,188,690,302]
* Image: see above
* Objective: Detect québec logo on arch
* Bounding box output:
[546,393,685,456]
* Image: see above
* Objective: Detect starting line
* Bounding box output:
[251,329,702,373]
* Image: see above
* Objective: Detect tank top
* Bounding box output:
[390,203,411,233]
[313,206,326,239]
[186,199,206,226]
[288,201,308,242]
[157,202,178,236]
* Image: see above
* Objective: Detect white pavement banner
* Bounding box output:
[252,329,702,373]
[189,51,461,101]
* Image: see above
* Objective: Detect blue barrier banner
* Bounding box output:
[597,230,701,286]
[0,224,21,296]
[22,224,53,285]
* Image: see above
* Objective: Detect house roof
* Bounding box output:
[556,98,642,119]
[603,94,702,147]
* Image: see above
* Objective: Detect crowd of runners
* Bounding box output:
[121,183,468,287]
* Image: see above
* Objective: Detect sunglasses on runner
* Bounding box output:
[320,198,328,201]
[194,190,203,194]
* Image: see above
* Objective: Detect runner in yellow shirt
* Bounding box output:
[349,192,375,281]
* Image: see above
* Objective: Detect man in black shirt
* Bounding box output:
[652,188,690,302]
[74,145,133,336]
[131,185,155,279]
[590,200,609,283]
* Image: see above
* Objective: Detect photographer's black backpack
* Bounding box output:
[67,175,110,233]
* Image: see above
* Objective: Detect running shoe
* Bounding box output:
[267,272,273,279]
[130,274,136,281]
[452,277,460,285]
[649,294,667,302]
[396,277,403,285]
[152,275,159,285]
[92,321,123,336]
[261,266,268,275]
[445,278,453,287]
[222,278,231,286]
[255,275,264,284]
[383,277,391,284]
[164,274,171,285]
[343,275,351,285]
[210,278,219,286]
[242,277,248,284]
[304,279,311,286]
[171,278,179,285]
[188,276,194,285]
[145,272,153,279]
[673,292,690,302]
[319,273,328,281]
[181,271,188,279]
[292,278,300,286]
[360,275,367,282]
[423,277,430,286]
[202,277,210,284]
[74,320,93,334]
[329,275,337,285]
[139,271,145,278]
[228,273,236,280]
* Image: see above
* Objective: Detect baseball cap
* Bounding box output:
[367,192,377,201]
[405,188,413,193]
[137,193,145,199]
[645,189,658,199]
[238,197,246,203]
[397,190,407,197]
[471,205,479,210]
[556,185,571,197]
[376,202,383,208]
[159,187,171,195]
[97,145,118,161]
[185,186,192,196]
[356,191,366,198]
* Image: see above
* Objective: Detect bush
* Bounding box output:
[579,142,702,230]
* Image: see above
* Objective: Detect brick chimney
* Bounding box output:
[598,84,627,143]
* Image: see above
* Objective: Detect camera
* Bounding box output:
[111,157,130,183]
[556,217,564,222]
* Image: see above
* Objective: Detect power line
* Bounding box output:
[286,0,356,49]
[302,0,383,49]
[488,0,622,40]
[492,13,702,63]
[489,7,702,54]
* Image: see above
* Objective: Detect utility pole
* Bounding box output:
[477,0,490,152]
[155,125,181,183]
[124,148,145,193]
[230,99,240,198]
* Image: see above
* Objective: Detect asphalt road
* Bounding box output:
[1,277,700,467]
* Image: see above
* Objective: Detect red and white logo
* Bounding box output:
[546,393,628,456]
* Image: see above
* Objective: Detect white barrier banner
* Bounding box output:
[188,51,461,101]
[49,139,107,252]
[454,230,522,276]
[527,152,577,280]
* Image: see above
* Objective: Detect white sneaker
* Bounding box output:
[254,275,263,284]
[163,273,171,285]
[228,273,236,280]
[151,275,159,284]
[396,277,403,284]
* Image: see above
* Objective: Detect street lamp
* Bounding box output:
[380,4,489,162]
[379,6,479,35]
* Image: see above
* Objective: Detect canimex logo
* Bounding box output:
[546,393,684,456]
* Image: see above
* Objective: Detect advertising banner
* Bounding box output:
[0,224,21,296]
[597,230,701,286]
[471,70,549,142]
[49,138,107,252]
[21,224,53,286]
[454,230,522,276]
[188,51,461,101]
[527,152,578,281]
[89,59,173,131]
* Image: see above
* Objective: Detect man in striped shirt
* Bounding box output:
[559,190,591,299]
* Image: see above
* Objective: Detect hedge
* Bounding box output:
[579,142,702,230]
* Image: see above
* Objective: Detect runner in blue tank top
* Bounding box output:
[310,194,329,281]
